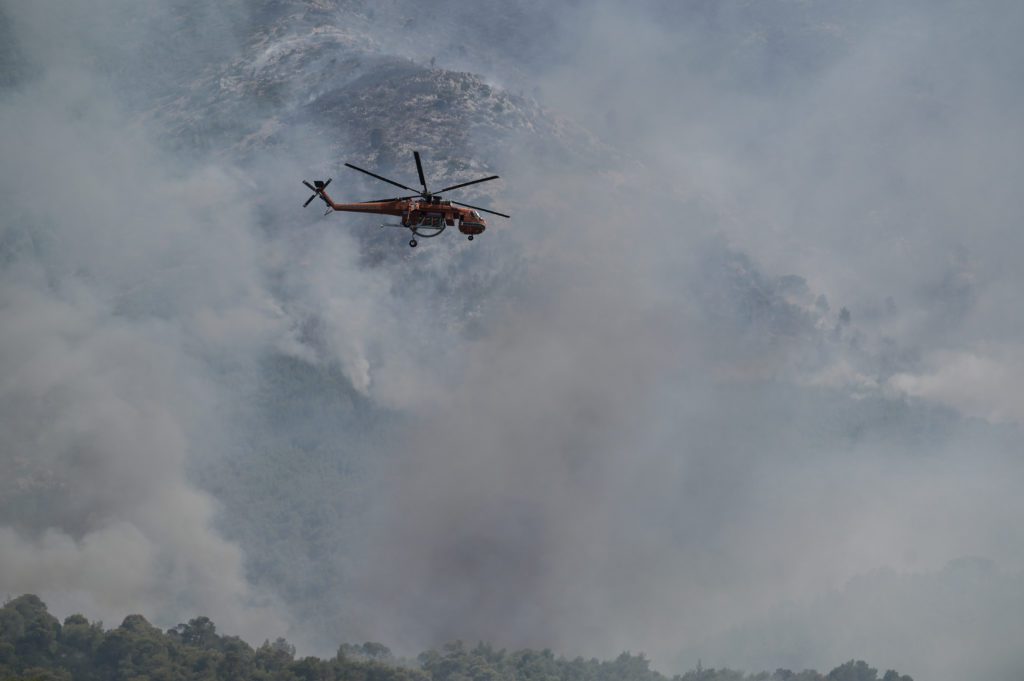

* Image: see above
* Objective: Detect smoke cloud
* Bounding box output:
[2,3,1023,681]
[0,60,286,642]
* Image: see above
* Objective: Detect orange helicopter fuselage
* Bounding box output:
[319,191,486,235]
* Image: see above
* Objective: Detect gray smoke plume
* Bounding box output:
[0,30,289,641]
[2,3,1024,681]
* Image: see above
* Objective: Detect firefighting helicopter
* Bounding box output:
[302,151,509,247]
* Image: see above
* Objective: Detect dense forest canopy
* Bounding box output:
[0,595,912,681]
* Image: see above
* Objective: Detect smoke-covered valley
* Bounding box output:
[2,2,1023,681]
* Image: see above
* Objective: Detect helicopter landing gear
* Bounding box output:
[467,235,474,241]
[409,239,417,247]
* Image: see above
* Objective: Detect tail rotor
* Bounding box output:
[302,178,332,207]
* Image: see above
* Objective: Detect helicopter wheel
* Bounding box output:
[409,239,417,247]
[467,235,474,241]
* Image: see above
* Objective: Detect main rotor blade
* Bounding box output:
[436,175,499,194]
[452,200,510,218]
[302,180,316,191]
[358,195,420,203]
[303,194,318,207]
[344,163,421,194]
[414,151,428,193]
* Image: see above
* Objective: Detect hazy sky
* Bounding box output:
[2,2,1023,681]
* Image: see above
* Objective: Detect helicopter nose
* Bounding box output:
[459,221,486,235]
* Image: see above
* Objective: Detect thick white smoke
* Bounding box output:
[0,59,290,637]
[3,4,1024,681]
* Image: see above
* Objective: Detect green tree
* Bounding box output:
[880,671,912,681]
[216,636,257,681]
[826,661,876,681]
[170,617,220,650]
[338,642,395,663]
[96,613,182,681]
[255,637,296,675]
[0,595,61,670]
[57,614,104,680]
